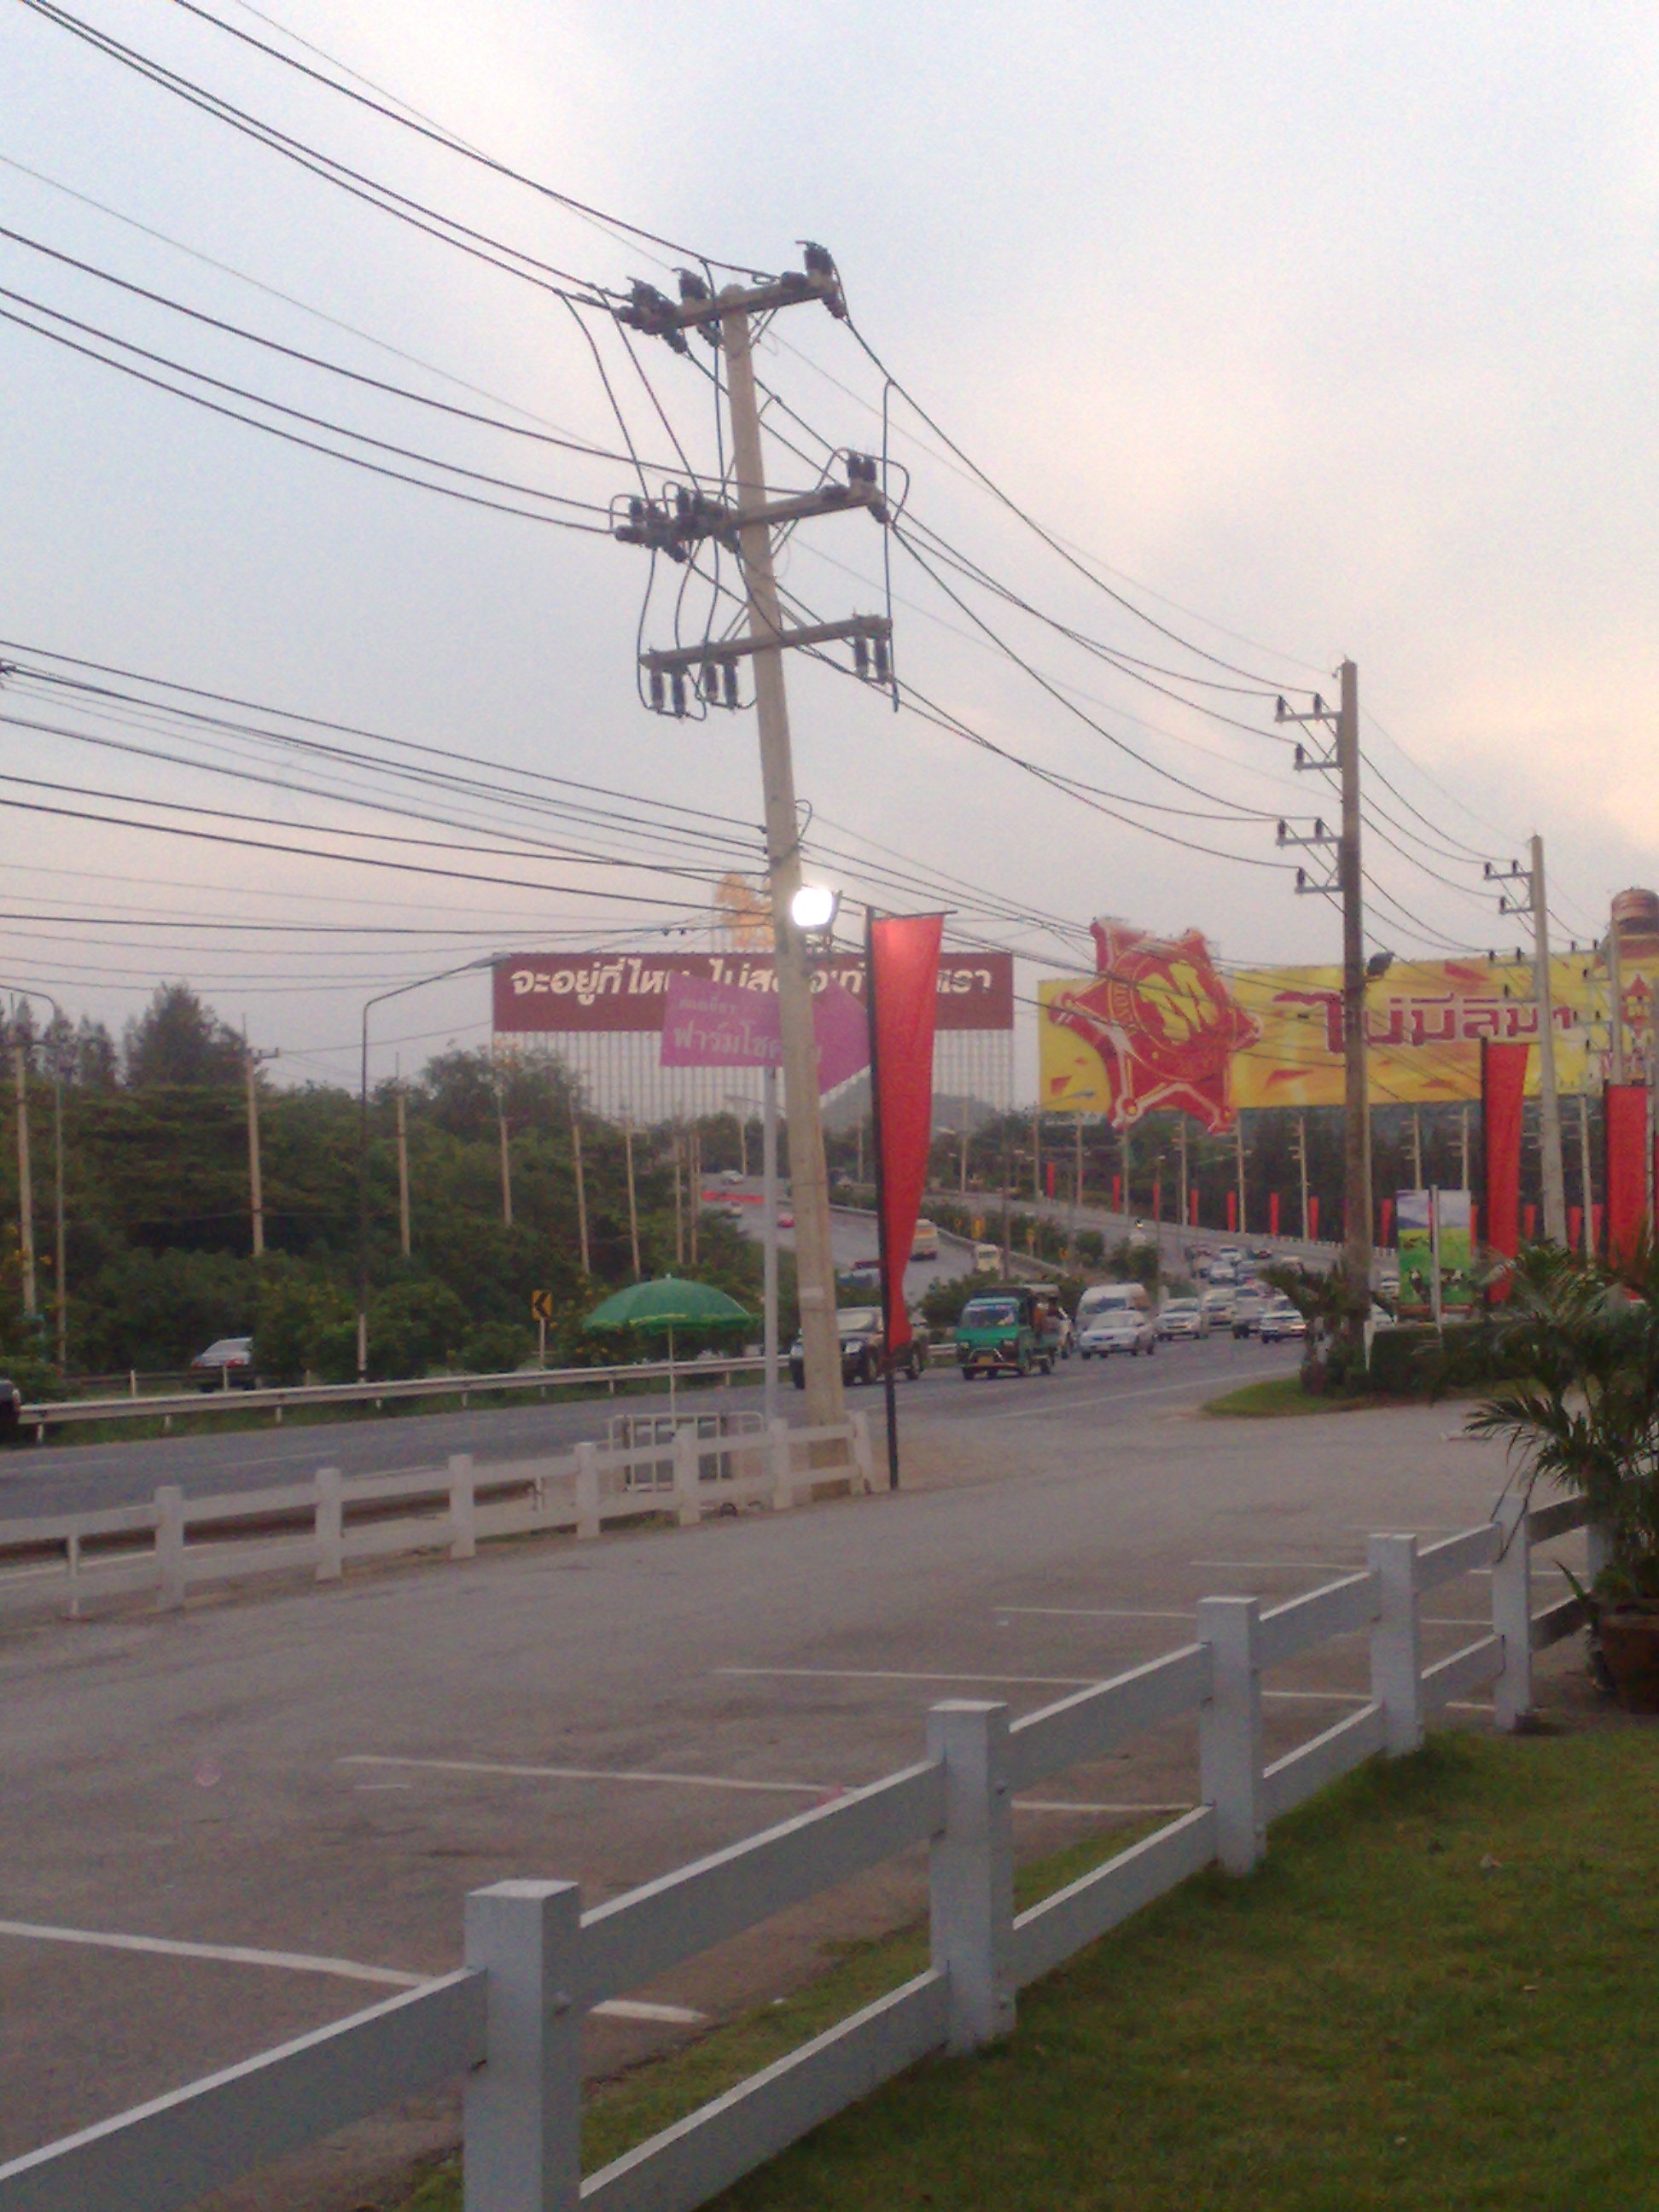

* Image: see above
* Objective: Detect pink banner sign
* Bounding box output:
[660,973,870,1096]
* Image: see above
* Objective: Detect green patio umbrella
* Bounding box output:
[585,1276,753,1417]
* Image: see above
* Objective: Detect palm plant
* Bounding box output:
[1466,1239,1659,1609]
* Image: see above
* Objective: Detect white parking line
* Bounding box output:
[0,1919,424,1988]
[0,1918,703,2025]
[341,1755,828,1796]
[714,1665,1365,1705]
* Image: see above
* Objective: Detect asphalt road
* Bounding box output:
[0,1325,1284,1519]
[1,1342,1582,2212]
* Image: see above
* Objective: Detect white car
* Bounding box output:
[1079,1311,1157,1358]
[1200,1287,1236,1329]
[1157,1297,1209,1341]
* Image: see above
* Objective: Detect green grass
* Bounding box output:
[395,1728,1659,2210]
[1202,1375,1380,1418]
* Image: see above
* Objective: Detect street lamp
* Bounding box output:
[0,986,66,1374]
[789,883,839,934]
[358,958,497,1380]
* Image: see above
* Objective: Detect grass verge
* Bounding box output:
[1202,1374,1379,1417]
[396,1726,1659,2209]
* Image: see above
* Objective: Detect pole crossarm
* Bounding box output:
[614,261,845,346]
[614,478,887,556]
[641,614,892,676]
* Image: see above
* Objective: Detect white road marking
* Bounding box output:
[341,1754,828,1796]
[715,1664,1366,1705]
[0,1919,424,1988]
[995,1606,1197,1621]
[1016,1800,1192,1816]
[714,1666,1100,1689]
[0,1918,704,2025]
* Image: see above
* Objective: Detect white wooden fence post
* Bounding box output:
[463,1879,582,2212]
[573,1443,601,1541]
[314,1466,343,1582]
[768,1417,794,1511]
[848,1409,876,1493]
[926,1699,1015,2053]
[1368,1533,1424,1754]
[1491,1496,1534,1731]
[672,1426,701,1528]
[154,1484,186,1610]
[450,1453,477,1562]
[1196,1595,1264,1874]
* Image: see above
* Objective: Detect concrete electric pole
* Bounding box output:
[1279,661,1373,1328]
[13,1034,34,1323]
[614,251,888,1428]
[395,1085,411,1258]
[1488,839,1567,1244]
[243,1043,278,1259]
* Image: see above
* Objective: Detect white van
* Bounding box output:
[972,1243,1003,1274]
[1074,1280,1153,1327]
[911,1219,940,1261]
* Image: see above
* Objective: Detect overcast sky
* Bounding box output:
[2,0,1654,1089]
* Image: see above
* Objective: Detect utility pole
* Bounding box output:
[1032,1109,1042,1204]
[1488,837,1567,1243]
[1459,1104,1470,1192]
[242,1040,278,1259]
[1296,1112,1311,1243]
[571,1110,590,1274]
[1410,1108,1423,1192]
[616,253,878,1427]
[1178,1118,1189,1233]
[1234,1117,1246,1238]
[1279,660,1372,1323]
[1607,917,1627,1083]
[1121,1124,1132,1220]
[688,1126,701,1266]
[394,1086,411,1257]
[13,1033,34,1323]
[1074,1115,1085,1223]
[958,1121,969,1195]
[1577,1091,1593,1257]
[623,1119,641,1278]
[672,1136,684,1266]
[493,1078,513,1230]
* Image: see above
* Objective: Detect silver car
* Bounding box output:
[1157,1297,1209,1341]
[1079,1311,1157,1358]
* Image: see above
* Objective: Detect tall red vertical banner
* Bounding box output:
[1226,1189,1237,1233]
[866,911,944,1356]
[1482,1039,1529,1275]
[1188,1191,1198,1226]
[1381,1196,1394,1246]
[1269,1190,1280,1237]
[1308,1196,1319,1241]
[1604,1083,1648,1267]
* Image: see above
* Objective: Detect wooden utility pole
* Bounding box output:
[14,1037,34,1321]
[1410,1108,1423,1192]
[394,1086,411,1257]
[1335,663,1373,1307]
[624,1120,641,1278]
[1297,1112,1311,1243]
[571,1111,590,1274]
[1234,1117,1247,1238]
[1529,836,1567,1243]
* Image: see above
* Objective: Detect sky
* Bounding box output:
[2,0,1655,1093]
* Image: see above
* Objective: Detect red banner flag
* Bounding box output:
[1188,1190,1198,1226]
[1308,1195,1319,1241]
[1569,1205,1583,1252]
[1381,1196,1394,1247]
[1226,1188,1237,1233]
[1113,1174,1122,1212]
[1481,1040,1529,1266]
[868,913,944,1354]
[1605,1083,1648,1267]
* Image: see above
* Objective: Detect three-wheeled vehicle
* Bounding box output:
[955,1284,1066,1378]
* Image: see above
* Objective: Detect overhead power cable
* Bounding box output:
[163,0,771,276]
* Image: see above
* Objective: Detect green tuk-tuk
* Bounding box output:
[955,1284,1063,1379]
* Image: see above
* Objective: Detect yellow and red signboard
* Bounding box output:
[1039,920,1648,1127]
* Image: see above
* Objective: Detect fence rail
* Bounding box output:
[0,1487,1598,2212]
[0,1413,876,1620]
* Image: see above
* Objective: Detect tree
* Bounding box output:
[123,984,244,1089]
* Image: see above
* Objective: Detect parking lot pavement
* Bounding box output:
[0,1366,1577,2209]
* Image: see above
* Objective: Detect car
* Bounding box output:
[1200,1287,1236,1328]
[1258,1300,1307,1343]
[719,1167,744,1186]
[972,1242,1003,1274]
[1249,1245,1276,1260]
[790,1307,928,1388]
[1231,1289,1270,1338]
[1079,1310,1157,1358]
[777,1212,795,1229]
[189,1335,258,1390]
[911,1220,940,1261]
[1156,1296,1208,1341]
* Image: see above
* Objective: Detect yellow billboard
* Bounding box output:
[1039,920,1644,1128]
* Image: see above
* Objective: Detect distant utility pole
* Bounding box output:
[572,1110,590,1275]
[1410,1108,1423,1192]
[623,1120,641,1279]
[615,247,881,1427]
[1488,838,1567,1243]
[1606,917,1627,1082]
[1234,1120,1246,1238]
[13,1033,33,1323]
[1577,1091,1594,1257]
[1296,1112,1311,1243]
[1279,661,1373,1322]
[492,1077,513,1230]
[243,1041,278,1258]
[395,1086,411,1258]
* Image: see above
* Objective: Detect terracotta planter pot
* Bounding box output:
[1598,1610,1659,1714]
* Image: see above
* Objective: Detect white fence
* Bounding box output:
[0,1489,1598,2212]
[0,1415,876,1621]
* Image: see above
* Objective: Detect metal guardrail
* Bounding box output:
[19,1353,774,1437]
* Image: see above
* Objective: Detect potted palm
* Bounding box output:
[1467,1241,1659,1710]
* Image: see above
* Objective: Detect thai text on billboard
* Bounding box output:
[495,951,1014,1033]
